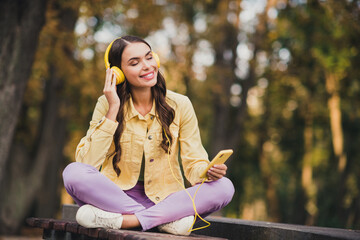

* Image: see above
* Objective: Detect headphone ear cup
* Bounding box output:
[152,52,161,68]
[111,66,125,85]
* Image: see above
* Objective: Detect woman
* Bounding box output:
[63,35,234,236]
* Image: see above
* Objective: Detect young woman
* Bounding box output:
[63,35,234,236]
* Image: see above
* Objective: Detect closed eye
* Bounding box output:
[145,51,153,60]
[127,51,152,66]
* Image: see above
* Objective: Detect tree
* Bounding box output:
[0,0,81,233]
[262,0,360,228]
[0,0,47,233]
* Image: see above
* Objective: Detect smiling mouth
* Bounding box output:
[140,72,155,80]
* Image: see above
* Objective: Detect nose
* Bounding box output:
[142,59,151,69]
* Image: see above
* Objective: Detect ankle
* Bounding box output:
[121,215,140,229]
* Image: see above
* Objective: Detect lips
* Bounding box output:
[140,71,155,80]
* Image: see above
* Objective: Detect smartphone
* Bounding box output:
[200,149,233,179]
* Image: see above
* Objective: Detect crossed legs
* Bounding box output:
[63,162,234,231]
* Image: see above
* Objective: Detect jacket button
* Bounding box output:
[148,135,153,140]
[155,197,160,201]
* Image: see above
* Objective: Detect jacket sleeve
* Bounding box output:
[75,95,118,169]
[178,96,210,185]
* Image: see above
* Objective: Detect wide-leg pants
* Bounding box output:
[63,162,235,231]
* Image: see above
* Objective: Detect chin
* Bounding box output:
[146,74,158,86]
[148,78,158,87]
[133,78,157,89]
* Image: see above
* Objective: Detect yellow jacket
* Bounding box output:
[75,90,209,204]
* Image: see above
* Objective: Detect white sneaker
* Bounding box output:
[76,204,123,229]
[158,215,194,236]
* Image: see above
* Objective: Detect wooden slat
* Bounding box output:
[65,221,79,234]
[78,225,89,236]
[107,229,128,240]
[107,228,226,240]
[52,219,68,231]
[25,218,37,227]
[88,228,104,238]
[26,217,53,229]
[98,228,110,239]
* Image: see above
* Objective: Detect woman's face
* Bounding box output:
[120,42,158,90]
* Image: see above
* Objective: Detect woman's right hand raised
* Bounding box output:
[104,68,120,121]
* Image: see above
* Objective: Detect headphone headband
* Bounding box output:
[104,37,121,69]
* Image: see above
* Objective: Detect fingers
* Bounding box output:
[106,68,111,83]
[104,69,111,91]
[103,69,120,108]
[104,69,116,92]
[207,164,227,181]
[111,70,117,87]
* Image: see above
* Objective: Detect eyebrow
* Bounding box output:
[127,51,152,63]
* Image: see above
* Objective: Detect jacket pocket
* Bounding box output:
[120,132,132,161]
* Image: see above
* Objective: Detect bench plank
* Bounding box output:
[52,220,68,231]
[65,221,79,234]
[27,218,227,240]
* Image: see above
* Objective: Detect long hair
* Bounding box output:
[108,35,175,176]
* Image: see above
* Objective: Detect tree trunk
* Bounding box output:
[301,105,317,225]
[259,142,281,222]
[209,0,239,156]
[32,2,79,219]
[325,72,346,174]
[228,0,276,151]
[32,64,68,218]
[0,1,78,233]
[1,86,67,232]
[257,83,281,222]
[248,0,284,222]
[325,72,352,225]
[0,0,47,191]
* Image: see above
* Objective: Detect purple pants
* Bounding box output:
[63,162,234,231]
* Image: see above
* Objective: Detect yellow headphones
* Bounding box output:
[104,38,161,85]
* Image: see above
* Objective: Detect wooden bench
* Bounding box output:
[26,217,227,240]
[26,218,226,240]
[27,204,360,240]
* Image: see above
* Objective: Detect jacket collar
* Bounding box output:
[125,95,156,121]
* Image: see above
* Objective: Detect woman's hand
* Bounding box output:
[207,164,227,181]
[104,69,120,121]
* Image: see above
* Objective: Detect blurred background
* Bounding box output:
[1,0,360,237]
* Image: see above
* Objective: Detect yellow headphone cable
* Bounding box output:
[163,129,211,233]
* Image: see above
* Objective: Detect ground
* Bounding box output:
[0,227,42,240]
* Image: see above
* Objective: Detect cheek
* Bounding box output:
[123,67,138,78]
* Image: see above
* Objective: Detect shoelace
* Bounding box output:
[160,216,193,233]
[94,212,120,229]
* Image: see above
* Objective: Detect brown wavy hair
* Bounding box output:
[108,35,175,176]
